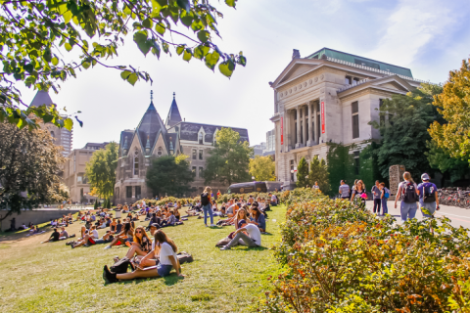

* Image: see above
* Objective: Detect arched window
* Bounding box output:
[198,132,204,144]
[50,130,55,138]
[158,147,163,156]
[133,150,139,176]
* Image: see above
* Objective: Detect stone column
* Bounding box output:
[295,107,301,148]
[313,102,318,144]
[306,102,312,146]
[284,109,290,151]
[389,165,406,200]
[302,105,307,147]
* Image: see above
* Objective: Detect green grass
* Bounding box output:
[0,206,285,312]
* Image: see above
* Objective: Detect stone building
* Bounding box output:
[29,90,73,157]
[270,47,426,188]
[63,142,108,203]
[114,93,249,204]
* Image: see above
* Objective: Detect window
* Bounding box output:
[80,188,83,199]
[158,147,163,156]
[126,186,132,198]
[135,186,141,199]
[199,150,203,160]
[77,176,82,183]
[50,130,55,138]
[354,151,360,175]
[199,167,203,177]
[345,76,352,85]
[192,149,197,160]
[192,166,196,173]
[73,154,76,172]
[300,121,303,143]
[290,160,295,181]
[352,101,359,139]
[198,132,204,144]
[294,122,298,144]
[379,99,385,127]
[316,114,321,142]
[133,151,139,176]
[353,77,360,85]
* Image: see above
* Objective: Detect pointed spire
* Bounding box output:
[173,92,175,99]
[150,90,153,102]
[165,92,182,128]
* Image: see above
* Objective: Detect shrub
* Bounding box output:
[259,190,470,313]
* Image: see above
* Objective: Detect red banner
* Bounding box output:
[321,101,325,134]
[280,116,284,145]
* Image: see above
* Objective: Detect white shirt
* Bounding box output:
[241,224,261,246]
[91,229,99,239]
[152,242,177,266]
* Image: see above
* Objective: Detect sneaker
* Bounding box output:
[104,245,112,250]
[220,246,231,250]
[210,224,216,227]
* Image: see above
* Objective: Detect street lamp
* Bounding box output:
[251,176,255,181]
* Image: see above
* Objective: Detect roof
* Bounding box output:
[165,93,182,128]
[306,48,413,78]
[29,90,54,107]
[176,122,249,143]
[134,102,167,153]
[84,142,109,150]
[120,130,134,152]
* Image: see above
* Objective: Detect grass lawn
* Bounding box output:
[0,205,286,313]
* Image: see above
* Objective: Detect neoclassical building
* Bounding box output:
[114,93,249,204]
[270,48,426,188]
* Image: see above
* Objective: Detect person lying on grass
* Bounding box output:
[103,230,184,283]
[104,222,134,249]
[220,219,262,250]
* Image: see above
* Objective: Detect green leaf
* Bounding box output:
[197,30,210,43]
[225,0,237,7]
[120,70,132,80]
[142,18,153,29]
[64,118,73,131]
[64,43,73,51]
[205,51,220,70]
[176,0,191,12]
[238,54,247,66]
[180,11,193,27]
[176,45,185,56]
[52,57,59,66]
[133,31,152,56]
[183,49,192,62]
[127,73,138,86]
[82,61,91,69]
[155,22,166,35]
[219,60,235,78]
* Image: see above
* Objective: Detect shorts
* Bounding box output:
[157,264,172,277]
[88,237,96,245]
[125,238,133,244]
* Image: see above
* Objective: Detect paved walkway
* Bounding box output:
[365,200,470,229]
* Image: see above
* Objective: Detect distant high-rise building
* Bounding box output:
[29,90,73,157]
[265,129,276,152]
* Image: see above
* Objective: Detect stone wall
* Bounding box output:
[0,208,80,231]
[389,165,405,200]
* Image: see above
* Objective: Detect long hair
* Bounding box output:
[403,171,414,183]
[133,226,151,245]
[356,180,365,192]
[237,207,248,220]
[154,230,177,253]
[251,207,261,219]
[203,186,212,194]
[123,222,131,233]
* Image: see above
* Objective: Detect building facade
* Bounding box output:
[114,93,249,204]
[29,91,73,157]
[63,142,108,203]
[270,48,425,188]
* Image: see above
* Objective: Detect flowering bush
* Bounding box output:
[259,190,470,313]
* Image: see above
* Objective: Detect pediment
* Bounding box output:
[272,59,322,88]
[152,132,168,156]
[375,81,410,92]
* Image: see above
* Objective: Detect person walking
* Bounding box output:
[201,186,215,227]
[371,180,382,214]
[351,180,367,205]
[338,180,350,200]
[394,172,419,221]
[379,183,389,215]
[417,173,439,217]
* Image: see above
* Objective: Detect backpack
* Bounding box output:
[422,183,436,203]
[177,252,194,264]
[110,257,131,274]
[403,182,419,203]
[201,193,209,206]
[384,188,390,199]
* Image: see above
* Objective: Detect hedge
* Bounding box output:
[259,188,470,312]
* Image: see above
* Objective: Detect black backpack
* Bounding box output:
[403,182,419,203]
[110,257,131,274]
[201,193,209,206]
[423,183,436,203]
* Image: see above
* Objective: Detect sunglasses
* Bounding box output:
[136,231,143,234]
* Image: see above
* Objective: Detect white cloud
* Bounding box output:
[367,0,458,66]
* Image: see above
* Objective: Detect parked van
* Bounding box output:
[227,181,283,194]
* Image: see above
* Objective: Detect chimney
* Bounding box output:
[292,49,300,60]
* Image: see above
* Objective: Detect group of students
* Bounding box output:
[336,171,440,221]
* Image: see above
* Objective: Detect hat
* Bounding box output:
[150,223,159,228]
[421,173,430,181]
[237,219,246,228]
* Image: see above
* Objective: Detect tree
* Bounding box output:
[146,154,194,197]
[0,122,66,222]
[296,157,309,188]
[371,83,443,180]
[308,156,330,194]
[428,58,470,165]
[203,128,252,186]
[249,156,275,181]
[85,142,118,199]
[426,141,470,185]
[0,0,245,130]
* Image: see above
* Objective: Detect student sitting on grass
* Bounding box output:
[115,226,152,262]
[71,226,99,248]
[104,222,134,249]
[103,230,184,283]
[220,219,262,250]
[248,207,266,233]
[42,228,60,243]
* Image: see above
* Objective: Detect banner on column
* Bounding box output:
[280,117,284,145]
[321,101,325,134]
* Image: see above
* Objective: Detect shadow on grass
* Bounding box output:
[116,273,183,286]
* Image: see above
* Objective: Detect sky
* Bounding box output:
[17,0,470,148]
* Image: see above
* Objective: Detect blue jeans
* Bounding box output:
[420,201,437,217]
[203,204,213,225]
[381,198,388,215]
[400,201,417,221]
